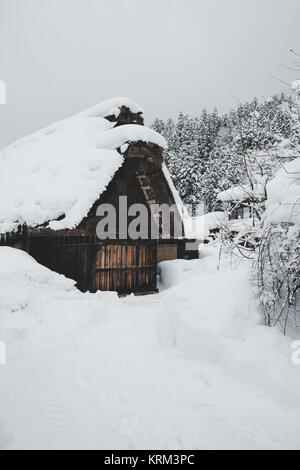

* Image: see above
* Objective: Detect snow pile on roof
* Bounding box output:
[96,124,167,150]
[218,184,265,203]
[79,97,143,119]
[0,98,164,234]
[265,157,300,226]
[162,164,189,227]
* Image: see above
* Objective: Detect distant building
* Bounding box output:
[217,184,265,231]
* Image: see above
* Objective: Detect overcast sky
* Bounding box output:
[0,0,299,149]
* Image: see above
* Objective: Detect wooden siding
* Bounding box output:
[92,239,197,293]
[0,232,198,293]
[94,242,157,293]
[24,235,158,294]
[157,243,178,264]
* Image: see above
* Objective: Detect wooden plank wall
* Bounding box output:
[157,243,178,264]
[94,243,157,293]
[27,236,157,294]
[0,231,198,294]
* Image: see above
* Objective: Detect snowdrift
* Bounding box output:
[0,247,76,320]
[157,249,300,449]
[1,247,300,449]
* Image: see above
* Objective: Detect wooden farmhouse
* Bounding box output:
[0,98,198,294]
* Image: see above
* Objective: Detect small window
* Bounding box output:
[230,207,244,220]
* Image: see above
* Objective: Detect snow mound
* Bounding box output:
[157,249,300,449]
[158,247,219,289]
[0,246,120,318]
[0,247,75,287]
[0,247,76,318]
[159,260,258,358]
[266,157,300,226]
[184,212,229,240]
[0,98,163,234]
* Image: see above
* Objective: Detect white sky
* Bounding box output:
[0,0,299,149]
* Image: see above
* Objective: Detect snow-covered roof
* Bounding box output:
[162,164,189,222]
[265,157,300,226]
[79,97,144,119]
[0,98,167,234]
[217,184,265,203]
[95,125,167,151]
[253,140,300,163]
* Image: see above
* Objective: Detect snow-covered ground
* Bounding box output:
[1,246,300,450]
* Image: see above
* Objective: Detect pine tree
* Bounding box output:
[151,91,295,212]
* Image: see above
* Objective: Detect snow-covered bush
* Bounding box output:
[257,224,300,333]
[257,155,300,333]
[255,82,300,334]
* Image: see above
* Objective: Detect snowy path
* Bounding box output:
[1,247,300,450]
[2,297,213,450]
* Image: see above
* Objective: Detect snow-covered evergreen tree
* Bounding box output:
[152,92,296,211]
